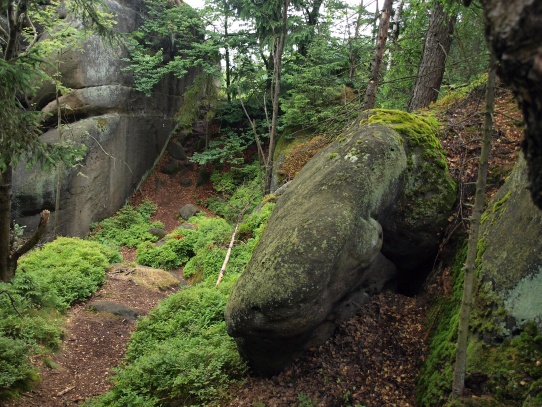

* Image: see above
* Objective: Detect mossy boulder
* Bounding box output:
[474,156,542,338]
[466,156,542,405]
[417,156,542,406]
[225,110,456,374]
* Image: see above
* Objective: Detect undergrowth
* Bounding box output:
[0,238,117,400]
[416,244,466,406]
[87,179,275,406]
[89,199,163,248]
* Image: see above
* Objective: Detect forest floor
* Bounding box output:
[4,84,524,407]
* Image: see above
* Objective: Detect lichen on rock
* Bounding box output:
[225,110,456,375]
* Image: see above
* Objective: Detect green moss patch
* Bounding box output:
[360,108,447,168]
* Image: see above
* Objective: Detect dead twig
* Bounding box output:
[0,290,23,317]
[216,200,253,286]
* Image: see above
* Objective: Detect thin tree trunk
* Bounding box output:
[363,0,393,110]
[348,0,364,82]
[0,166,13,282]
[54,57,63,236]
[224,0,232,103]
[264,0,289,194]
[451,56,496,399]
[408,2,457,112]
[387,0,404,69]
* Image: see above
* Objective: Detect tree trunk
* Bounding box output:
[0,166,13,282]
[387,0,404,69]
[363,0,393,110]
[348,0,364,82]
[224,0,232,103]
[408,1,456,112]
[451,56,496,399]
[480,0,542,210]
[264,0,289,194]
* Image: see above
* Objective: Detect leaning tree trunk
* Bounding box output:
[479,0,542,209]
[451,56,496,399]
[408,1,456,112]
[363,0,394,110]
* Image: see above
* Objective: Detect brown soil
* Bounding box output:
[3,267,180,407]
[4,84,524,407]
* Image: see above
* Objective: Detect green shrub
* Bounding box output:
[16,237,110,310]
[87,202,275,406]
[90,199,163,248]
[87,279,246,407]
[0,237,114,400]
[206,163,263,222]
[0,336,39,398]
[136,229,197,270]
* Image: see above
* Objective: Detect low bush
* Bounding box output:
[88,203,275,406]
[0,237,116,400]
[89,199,163,248]
[136,229,198,270]
[206,163,263,222]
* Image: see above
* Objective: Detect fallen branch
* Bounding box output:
[0,290,23,317]
[216,201,253,286]
[10,209,50,266]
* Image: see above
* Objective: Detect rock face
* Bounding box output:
[11,0,197,237]
[474,156,542,336]
[225,110,456,374]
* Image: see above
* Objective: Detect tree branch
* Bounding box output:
[10,209,50,265]
[0,290,23,317]
[216,200,252,286]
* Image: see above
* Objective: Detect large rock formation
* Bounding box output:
[11,0,197,237]
[419,156,542,406]
[225,110,456,374]
[474,156,542,336]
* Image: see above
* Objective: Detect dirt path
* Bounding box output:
[4,152,212,407]
[4,266,182,407]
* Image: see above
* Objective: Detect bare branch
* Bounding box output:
[0,290,23,318]
[11,209,50,265]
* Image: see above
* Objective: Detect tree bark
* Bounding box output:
[363,0,393,110]
[348,0,364,82]
[264,0,289,194]
[408,1,456,112]
[480,0,542,210]
[451,56,496,399]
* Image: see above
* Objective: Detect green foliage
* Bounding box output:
[136,230,197,270]
[0,237,113,399]
[0,336,40,399]
[123,0,219,96]
[190,130,254,166]
[16,237,110,310]
[280,35,360,137]
[86,269,246,407]
[206,162,263,222]
[89,200,163,248]
[87,196,275,406]
[417,244,466,406]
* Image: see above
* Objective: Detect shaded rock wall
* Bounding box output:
[12,0,197,237]
[475,155,542,336]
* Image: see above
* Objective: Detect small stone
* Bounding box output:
[178,204,200,220]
